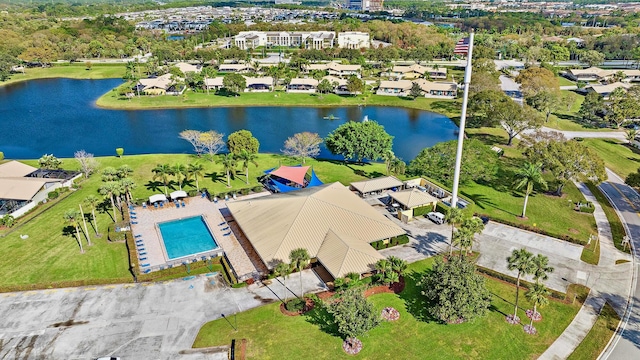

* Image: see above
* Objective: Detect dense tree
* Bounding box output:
[468,90,506,127]
[524,137,606,195]
[506,248,535,323]
[282,132,323,164]
[407,139,498,186]
[468,71,501,95]
[38,154,62,169]
[421,257,491,323]
[626,168,640,188]
[222,73,246,95]
[317,79,334,94]
[409,82,423,99]
[328,288,380,340]
[501,103,544,146]
[514,162,547,218]
[346,75,364,94]
[578,92,606,126]
[581,50,605,67]
[606,88,638,128]
[515,67,559,99]
[528,90,563,123]
[325,120,393,163]
[227,130,259,156]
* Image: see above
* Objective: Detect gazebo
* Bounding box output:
[170,190,187,200]
[262,165,323,193]
[149,194,168,204]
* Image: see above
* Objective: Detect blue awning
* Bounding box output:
[307,169,323,187]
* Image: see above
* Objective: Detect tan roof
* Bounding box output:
[219,63,253,71]
[227,182,404,269]
[390,189,438,209]
[391,64,446,75]
[327,62,361,72]
[289,78,319,86]
[350,176,404,194]
[378,80,413,91]
[587,82,632,94]
[0,161,37,178]
[316,230,384,278]
[0,177,53,201]
[305,63,329,71]
[415,79,458,92]
[204,77,224,86]
[138,73,176,91]
[174,62,201,73]
[569,67,611,77]
[322,75,347,86]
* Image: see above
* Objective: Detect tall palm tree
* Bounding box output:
[531,254,554,284]
[84,195,101,236]
[119,178,136,204]
[525,283,550,328]
[63,209,84,254]
[117,164,133,179]
[459,216,485,254]
[187,162,205,191]
[507,248,535,321]
[445,207,464,256]
[152,164,173,195]
[218,154,237,188]
[78,203,91,246]
[99,181,122,222]
[388,256,407,275]
[172,163,187,190]
[289,248,310,298]
[236,149,258,185]
[626,129,638,143]
[274,261,292,303]
[514,162,547,218]
[383,150,395,176]
[452,228,474,258]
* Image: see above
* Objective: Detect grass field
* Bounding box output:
[567,302,620,360]
[464,127,596,242]
[557,76,576,87]
[1,63,126,86]
[0,154,389,288]
[95,89,462,118]
[194,258,581,359]
[582,138,640,179]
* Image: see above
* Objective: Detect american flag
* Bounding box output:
[454,37,470,56]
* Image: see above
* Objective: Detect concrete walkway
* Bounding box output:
[0,270,327,360]
[538,181,633,360]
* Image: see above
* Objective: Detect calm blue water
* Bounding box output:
[0,78,458,161]
[158,216,218,259]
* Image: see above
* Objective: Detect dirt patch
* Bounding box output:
[363,277,405,297]
[49,319,89,328]
[568,228,580,234]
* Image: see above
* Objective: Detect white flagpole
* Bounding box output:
[450,32,474,209]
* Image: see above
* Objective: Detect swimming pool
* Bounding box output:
[158,216,219,260]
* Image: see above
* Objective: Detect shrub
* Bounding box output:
[2,215,15,228]
[48,190,59,199]
[252,185,264,193]
[435,202,450,215]
[0,151,4,161]
[396,234,410,245]
[115,148,124,157]
[285,298,305,312]
[217,191,227,199]
[576,202,595,213]
[413,205,432,217]
[187,190,198,197]
[240,188,251,195]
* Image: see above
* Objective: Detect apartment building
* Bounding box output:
[337,32,371,49]
[346,0,384,12]
[235,31,369,50]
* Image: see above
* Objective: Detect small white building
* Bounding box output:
[376,80,413,96]
[337,31,370,49]
[415,79,458,99]
[287,78,319,93]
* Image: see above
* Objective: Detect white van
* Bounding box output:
[427,212,445,225]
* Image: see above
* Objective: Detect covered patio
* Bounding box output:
[350,176,404,197]
[262,165,323,193]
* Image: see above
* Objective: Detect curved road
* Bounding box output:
[599,170,640,359]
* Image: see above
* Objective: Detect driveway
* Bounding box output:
[0,271,327,359]
[499,75,523,103]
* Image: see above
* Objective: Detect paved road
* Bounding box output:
[0,271,327,359]
[499,75,523,104]
[599,170,640,359]
[540,127,627,141]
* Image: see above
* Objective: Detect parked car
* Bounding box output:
[426,211,445,225]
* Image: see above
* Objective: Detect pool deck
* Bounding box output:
[130,196,265,280]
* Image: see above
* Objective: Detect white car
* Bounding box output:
[426,211,445,225]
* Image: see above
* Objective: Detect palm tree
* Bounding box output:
[218,154,237,188]
[152,164,173,195]
[525,283,550,329]
[514,162,547,218]
[187,162,205,191]
[626,129,638,143]
[84,195,101,236]
[172,163,187,190]
[274,261,292,303]
[445,207,464,256]
[383,150,395,176]
[507,248,535,322]
[101,166,119,182]
[459,216,485,254]
[99,181,122,222]
[452,228,474,258]
[117,164,133,179]
[289,248,310,298]
[63,209,84,254]
[531,254,554,284]
[119,178,136,204]
[388,256,407,275]
[236,149,258,185]
[78,203,91,246]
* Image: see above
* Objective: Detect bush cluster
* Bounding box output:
[575,201,595,214]
[285,298,305,312]
[47,190,59,200]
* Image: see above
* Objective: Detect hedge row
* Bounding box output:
[370,234,410,250]
[210,186,265,200]
[476,265,567,301]
[137,258,221,282]
[474,213,585,245]
[413,205,433,217]
[575,202,596,214]
[435,202,450,215]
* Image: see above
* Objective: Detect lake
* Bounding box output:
[0,78,458,161]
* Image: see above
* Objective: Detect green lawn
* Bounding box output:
[464,128,596,242]
[96,89,462,119]
[0,154,389,289]
[194,258,581,359]
[1,63,125,86]
[582,138,640,179]
[557,76,576,87]
[567,302,620,360]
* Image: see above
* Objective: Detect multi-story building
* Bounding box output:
[345,0,384,12]
[235,31,369,50]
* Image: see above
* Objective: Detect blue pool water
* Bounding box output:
[158,216,219,260]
